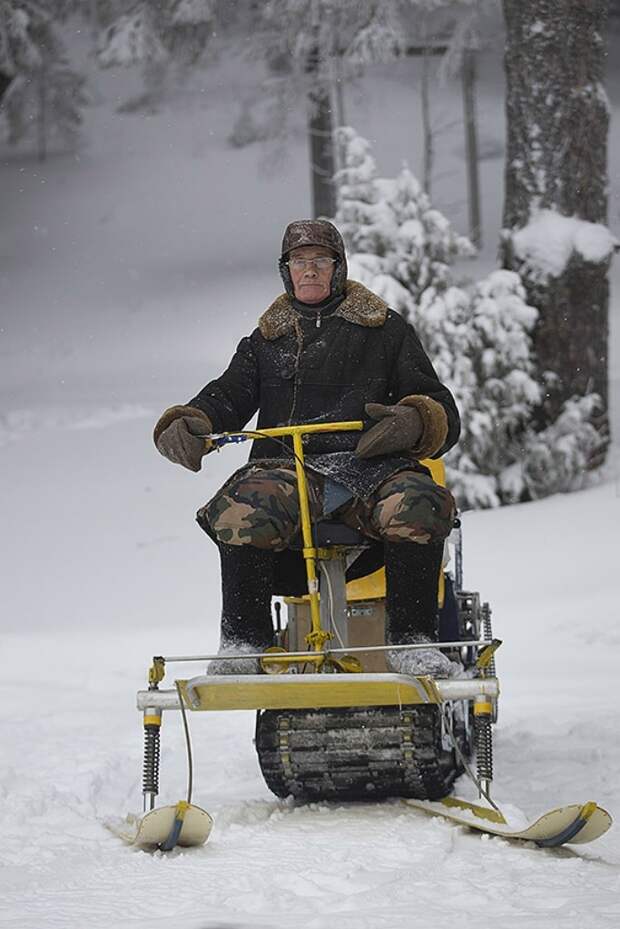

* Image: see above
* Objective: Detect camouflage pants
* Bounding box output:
[203,466,455,549]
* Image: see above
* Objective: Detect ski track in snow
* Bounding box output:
[2,683,620,929]
[2,464,620,929]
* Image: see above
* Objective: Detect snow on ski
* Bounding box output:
[403,797,612,847]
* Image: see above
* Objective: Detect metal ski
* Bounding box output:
[403,796,612,847]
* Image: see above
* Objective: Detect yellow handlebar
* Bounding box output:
[254,420,364,438]
[213,420,364,441]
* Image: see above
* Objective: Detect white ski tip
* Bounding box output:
[108,802,213,850]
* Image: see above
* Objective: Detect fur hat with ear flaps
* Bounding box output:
[279,219,348,300]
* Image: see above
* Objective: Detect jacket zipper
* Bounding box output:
[288,317,304,425]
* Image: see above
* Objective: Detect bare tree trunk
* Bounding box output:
[37,69,47,162]
[331,54,346,181]
[462,48,481,248]
[420,44,433,197]
[89,0,99,42]
[501,0,610,454]
[306,45,336,219]
[0,70,12,103]
[333,53,346,129]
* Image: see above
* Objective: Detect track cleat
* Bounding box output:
[386,636,462,678]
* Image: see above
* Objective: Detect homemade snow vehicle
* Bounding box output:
[120,421,611,851]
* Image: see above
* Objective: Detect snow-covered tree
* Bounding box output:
[233,1,468,218]
[335,125,473,320]
[0,2,35,77]
[0,1,87,159]
[333,127,387,254]
[251,0,392,216]
[98,0,217,68]
[97,0,218,110]
[421,271,541,508]
[334,127,605,509]
[502,0,614,465]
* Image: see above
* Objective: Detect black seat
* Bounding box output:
[270,523,382,597]
[314,521,369,547]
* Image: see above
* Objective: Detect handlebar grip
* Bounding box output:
[211,434,249,447]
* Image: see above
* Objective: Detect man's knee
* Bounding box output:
[371,471,455,544]
[203,468,300,548]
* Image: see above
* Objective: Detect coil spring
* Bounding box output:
[475,716,493,783]
[142,725,160,796]
[481,603,496,676]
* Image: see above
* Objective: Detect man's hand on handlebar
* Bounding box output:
[154,405,214,472]
[355,402,423,459]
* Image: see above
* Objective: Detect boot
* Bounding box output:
[208,542,275,675]
[384,540,460,678]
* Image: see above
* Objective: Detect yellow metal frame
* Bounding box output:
[226,421,365,657]
[138,421,505,844]
[205,421,451,670]
[285,454,448,608]
[145,421,458,687]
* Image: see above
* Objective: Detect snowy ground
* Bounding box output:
[2,458,620,929]
[2,34,620,929]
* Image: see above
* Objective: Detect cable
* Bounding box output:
[175,680,193,805]
[223,428,314,479]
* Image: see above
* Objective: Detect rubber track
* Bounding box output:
[255,705,462,802]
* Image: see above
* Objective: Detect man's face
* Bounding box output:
[287,245,336,304]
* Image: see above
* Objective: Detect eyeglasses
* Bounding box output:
[287,257,337,272]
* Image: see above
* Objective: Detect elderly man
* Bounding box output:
[154,220,460,675]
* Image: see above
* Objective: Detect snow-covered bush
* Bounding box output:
[98,7,168,68]
[98,0,215,68]
[418,271,543,508]
[97,0,215,110]
[334,127,604,509]
[520,395,604,500]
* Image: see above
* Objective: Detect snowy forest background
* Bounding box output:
[2,0,619,508]
[2,3,620,929]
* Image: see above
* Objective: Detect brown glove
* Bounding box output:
[356,395,449,460]
[153,405,213,472]
[356,402,423,459]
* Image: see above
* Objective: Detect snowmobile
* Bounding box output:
[118,421,611,851]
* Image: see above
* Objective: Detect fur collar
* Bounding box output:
[258,280,388,341]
